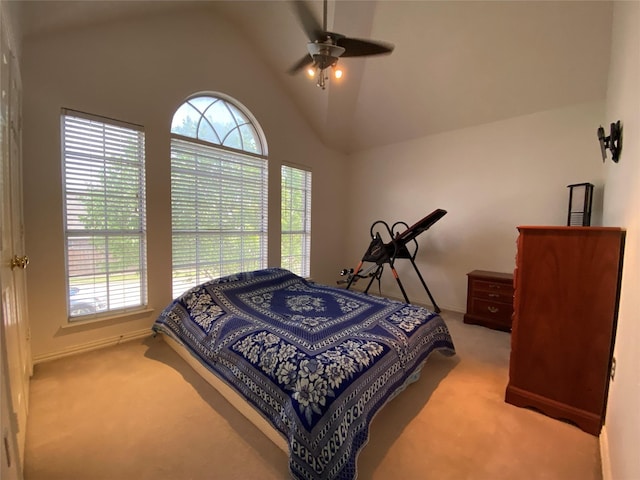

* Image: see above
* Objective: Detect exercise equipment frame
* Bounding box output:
[343,209,447,313]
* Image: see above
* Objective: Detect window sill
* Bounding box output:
[61,307,155,332]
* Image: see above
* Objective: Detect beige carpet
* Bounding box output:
[24,311,602,480]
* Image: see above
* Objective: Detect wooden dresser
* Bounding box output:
[464,270,514,332]
[505,226,625,435]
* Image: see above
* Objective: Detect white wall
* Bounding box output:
[21,7,349,360]
[601,2,640,479]
[345,102,606,311]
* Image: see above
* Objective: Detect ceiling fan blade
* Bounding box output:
[291,1,323,42]
[337,37,395,57]
[288,54,314,75]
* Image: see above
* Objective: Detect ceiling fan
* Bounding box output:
[288,0,394,89]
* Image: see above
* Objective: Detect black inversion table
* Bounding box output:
[344,208,447,312]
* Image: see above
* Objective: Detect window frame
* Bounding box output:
[281,163,312,278]
[61,109,148,321]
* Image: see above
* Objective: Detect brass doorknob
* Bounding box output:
[10,255,29,270]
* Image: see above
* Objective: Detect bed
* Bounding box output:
[152,268,455,480]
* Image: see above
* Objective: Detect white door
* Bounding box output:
[1,342,21,480]
[0,7,30,478]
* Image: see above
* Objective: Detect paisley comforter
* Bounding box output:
[153,268,455,480]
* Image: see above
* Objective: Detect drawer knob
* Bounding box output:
[487,306,499,313]
[488,293,499,298]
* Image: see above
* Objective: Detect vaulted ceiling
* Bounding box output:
[14,0,613,154]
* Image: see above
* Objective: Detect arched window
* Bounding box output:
[170,94,268,297]
[171,95,266,154]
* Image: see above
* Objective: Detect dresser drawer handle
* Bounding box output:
[488,293,500,298]
[489,284,499,289]
[487,306,499,313]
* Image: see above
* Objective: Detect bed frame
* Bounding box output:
[160,331,430,456]
[162,333,289,452]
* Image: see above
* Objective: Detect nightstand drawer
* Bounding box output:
[472,279,514,296]
[469,298,513,323]
[473,289,513,303]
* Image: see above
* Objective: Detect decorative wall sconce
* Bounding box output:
[597,121,622,163]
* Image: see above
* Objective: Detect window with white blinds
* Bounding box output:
[170,95,269,297]
[281,164,312,278]
[61,109,147,321]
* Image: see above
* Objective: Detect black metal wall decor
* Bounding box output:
[567,183,594,226]
[597,121,622,163]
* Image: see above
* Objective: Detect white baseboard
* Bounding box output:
[600,425,613,480]
[32,328,152,365]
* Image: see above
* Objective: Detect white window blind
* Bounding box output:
[62,109,147,320]
[171,138,268,297]
[281,164,312,277]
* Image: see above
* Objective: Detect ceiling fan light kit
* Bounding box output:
[305,41,345,88]
[307,42,345,64]
[289,0,394,90]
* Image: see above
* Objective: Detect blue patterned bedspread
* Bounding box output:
[153,268,455,480]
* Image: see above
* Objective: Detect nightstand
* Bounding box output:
[463,270,514,332]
